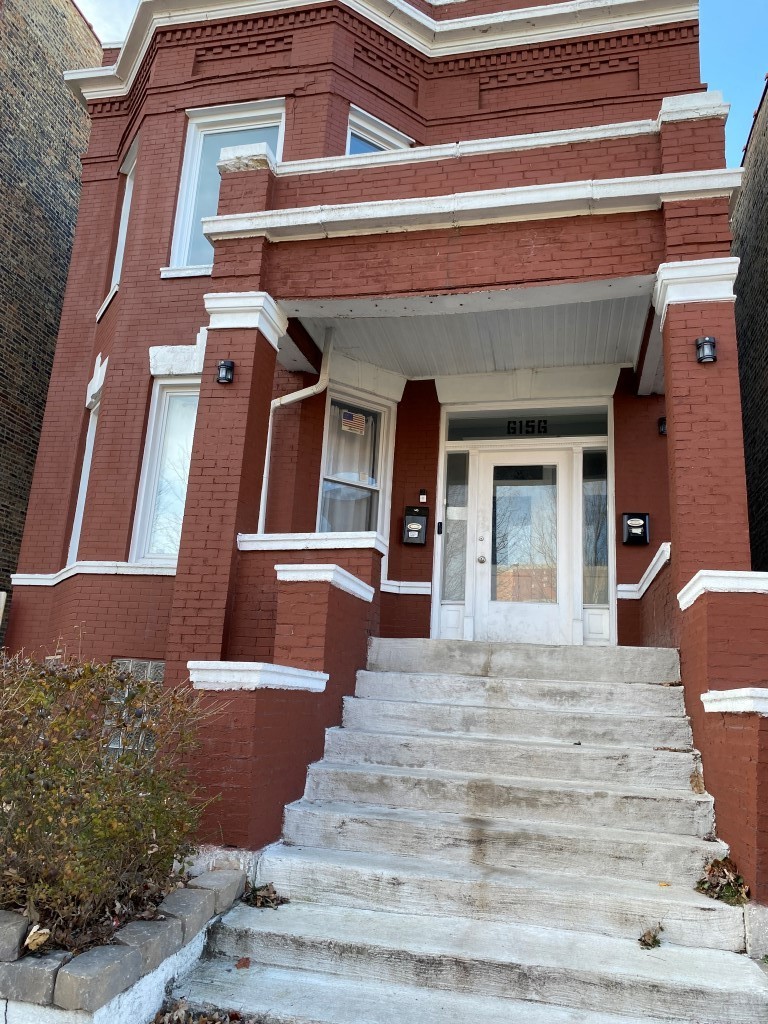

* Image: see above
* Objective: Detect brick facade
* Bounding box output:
[733,83,768,572]
[0,0,100,641]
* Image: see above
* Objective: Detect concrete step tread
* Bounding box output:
[358,668,684,689]
[285,799,727,858]
[309,759,713,804]
[213,902,767,999]
[259,843,740,917]
[180,960,688,1024]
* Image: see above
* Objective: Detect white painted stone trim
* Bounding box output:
[160,264,213,278]
[701,689,768,716]
[149,329,207,376]
[677,569,768,611]
[381,579,432,595]
[653,257,740,326]
[65,0,699,101]
[347,105,414,153]
[95,283,119,322]
[85,353,109,409]
[0,591,6,629]
[11,561,176,587]
[218,141,276,174]
[275,563,375,603]
[617,542,672,599]
[188,660,328,691]
[238,531,388,555]
[203,169,742,244]
[658,91,729,123]
[203,291,288,347]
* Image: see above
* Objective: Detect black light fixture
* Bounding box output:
[695,336,717,364]
[658,417,667,436]
[216,359,235,384]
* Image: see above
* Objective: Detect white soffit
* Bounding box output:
[66,0,700,102]
[299,293,651,379]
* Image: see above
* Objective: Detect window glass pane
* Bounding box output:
[325,401,379,486]
[583,450,609,605]
[348,131,385,155]
[187,124,280,266]
[146,393,198,556]
[320,481,377,532]
[492,465,557,603]
[442,452,468,602]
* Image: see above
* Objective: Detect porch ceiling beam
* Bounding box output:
[66,0,698,103]
[203,169,742,245]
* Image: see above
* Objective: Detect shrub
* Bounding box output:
[0,655,208,952]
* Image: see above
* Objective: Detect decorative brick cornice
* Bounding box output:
[65,0,698,103]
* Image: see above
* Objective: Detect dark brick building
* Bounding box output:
[733,79,768,572]
[0,0,101,639]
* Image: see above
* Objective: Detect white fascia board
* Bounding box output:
[204,291,288,347]
[617,542,671,599]
[203,169,742,244]
[11,561,176,587]
[275,563,375,602]
[435,364,622,404]
[238,531,388,554]
[65,0,699,102]
[677,569,768,611]
[189,660,328,691]
[653,257,740,326]
[381,579,432,595]
[150,328,207,376]
[701,689,768,716]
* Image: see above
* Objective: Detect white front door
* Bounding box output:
[473,450,572,644]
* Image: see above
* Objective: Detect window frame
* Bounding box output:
[346,105,413,156]
[67,401,100,566]
[110,137,139,290]
[168,99,286,273]
[130,377,200,566]
[316,388,396,540]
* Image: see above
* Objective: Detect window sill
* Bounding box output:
[95,283,119,322]
[160,265,213,279]
[237,531,388,555]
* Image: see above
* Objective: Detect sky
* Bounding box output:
[76,0,767,166]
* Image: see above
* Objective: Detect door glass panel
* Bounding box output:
[442,452,468,601]
[583,450,609,605]
[492,465,557,603]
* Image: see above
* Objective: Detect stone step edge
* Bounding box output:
[357,669,686,691]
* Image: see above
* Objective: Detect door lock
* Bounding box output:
[477,555,487,563]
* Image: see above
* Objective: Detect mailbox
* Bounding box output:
[402,505,429,545]
[622,513,650,546]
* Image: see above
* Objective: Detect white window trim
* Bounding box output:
[130,376,200,566]
[316,388,396,576]
[103,136,139,305]
[168,99,285,273]
[346,105,413,155]
[67,402,100,566]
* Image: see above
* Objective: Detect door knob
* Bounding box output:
[477,555,487,563]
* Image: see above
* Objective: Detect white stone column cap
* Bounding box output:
[204,291,288,349]
[701,689,768,716]
[658,92,729,125]
[653,257,740,327]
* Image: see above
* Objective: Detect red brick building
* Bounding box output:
[6,0,768,913]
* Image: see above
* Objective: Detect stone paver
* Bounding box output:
[54,944,142,1012]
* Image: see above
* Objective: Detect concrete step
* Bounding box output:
[304,762,714,837]
[207,903,768,1023]
[355,670,685,716]
[342,696,693,748]
[179,959,690,1024]
[282,801,726,885]
[368,638,681,685]
[324,727,698,789]
[258,844,745,952]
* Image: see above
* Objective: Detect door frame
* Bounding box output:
[430,398,617,645]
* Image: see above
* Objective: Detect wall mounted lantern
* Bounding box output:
[695,336,717,364]
[216,359,235,384]
[658,417,667,436]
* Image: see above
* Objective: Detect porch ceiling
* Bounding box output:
[286,277,654,380]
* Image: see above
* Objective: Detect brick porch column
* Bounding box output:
[653,258,750,595]
[164,292,287,686]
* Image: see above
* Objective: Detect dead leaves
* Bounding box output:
[696,858,750,906]
[240,883,288,910]
[154,1002,262,1023]
[24,924,51,951]
[638,923,664,949]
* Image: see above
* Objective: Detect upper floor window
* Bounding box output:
[169,100,285,271]
[131,379,199,564]
[346,106,413,156]
[110,138,138,290]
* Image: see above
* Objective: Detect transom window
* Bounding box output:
[345,105,413,156]
[319,400,382,533]
[131,380,199,563]
[169,100,285,271]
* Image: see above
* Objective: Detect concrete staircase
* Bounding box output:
[177,639,768,1023]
